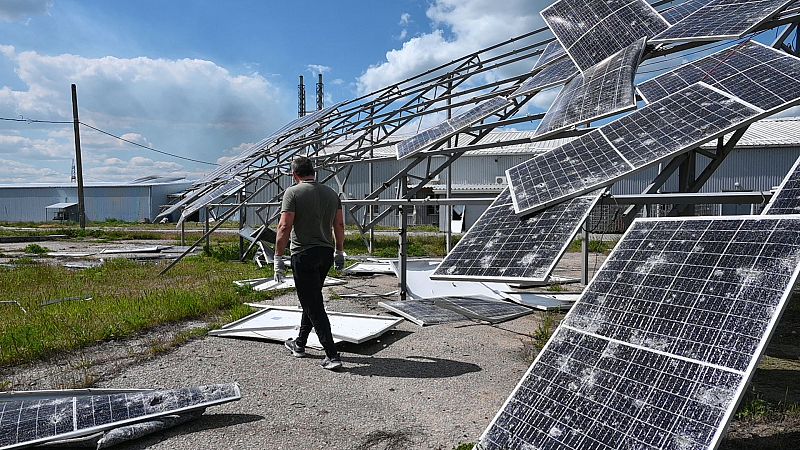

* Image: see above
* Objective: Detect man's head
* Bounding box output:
[291,156,315,180]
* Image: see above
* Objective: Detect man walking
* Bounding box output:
[273,156,346,370]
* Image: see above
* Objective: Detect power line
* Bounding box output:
[79,122,218,166]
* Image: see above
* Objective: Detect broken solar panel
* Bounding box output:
[0,384,240,449]
[652,0,794,43]
[508,82,762,215]
[434,296,532,323]
[179,178,244,223]
[534,38,645,139]
[541,0,668,71]
[660,0,713,24]
[533,40,568,70]
[431,188,602,283]
[763,154,800,214]
[395,96,511,159]
[478,215,800,450]
[378,299,467,326]
[638,41,800,113]
[512,57,578,97]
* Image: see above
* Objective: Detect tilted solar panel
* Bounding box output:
[660,0,713,24]
[652,0,795,43]
[478,215,800,450]
[395,96,511,159]
[0,384,241,449]
[533,40,568,70]
[432,188,602,283]
[508,83,762,215]
[179,178,245,224]
[512,57,579,97]
[763,154,800,214]
[541,0,668,71]
[638,41,800,113]
[534,38,645,139]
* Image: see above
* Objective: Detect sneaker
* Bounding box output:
[284,339,306,358]
[320,356,343,371]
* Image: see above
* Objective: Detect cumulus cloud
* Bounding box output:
[0,0,52,22]
[0,46,293,181]
[307,64,331,74]
[399,13,411,26]
[0,158,62,183]
[357,0,547,94]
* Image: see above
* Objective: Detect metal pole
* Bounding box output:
[445,76,453,252]
[204,206,210,250]
[238,190,244,259]
[71,84,86,229]
[368,154,375,254]
[180,221,185,246]
[581,222,589,285]
[399,177,408,300]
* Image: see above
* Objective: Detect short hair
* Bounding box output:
[291,156,315,177]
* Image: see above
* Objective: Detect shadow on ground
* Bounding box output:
[343,355,481,378]
[720,430,800,450]
[113,413,264,450]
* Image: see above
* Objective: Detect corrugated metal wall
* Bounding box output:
[0,183,192,223]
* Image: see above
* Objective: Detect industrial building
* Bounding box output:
[0,177,192,223]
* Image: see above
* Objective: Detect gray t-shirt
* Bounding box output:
[281,181,341,254]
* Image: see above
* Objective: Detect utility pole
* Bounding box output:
[71,84,86,229]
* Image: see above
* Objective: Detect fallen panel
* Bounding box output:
[0,384,240,450]
[638,41,800,112]
[47,251,97,257]
[395,97,511,159]
[499,292,579,311]
[432,189,602,283]
[541,0,668,71]
[378,299,468,326]
[651,0,794,43]
[343,261,396,275]
[100,246,168,254]
[249,276,347,291]
[534,38,645,139]
[390,259,508,300]
[212,305,403,344]
[763,154,800,214]
[434,296,532,323]
[508,82,762,215]
[478,215,800,450]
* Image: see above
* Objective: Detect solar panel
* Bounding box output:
[638,41,800,113]
[512,57,579,97]
[395,96,511,159]
[478,215,800,450]
[762,154,800,214]
[534,38,645,140]
[179,178,245,223]
[378,299,468,326]
[541,0,668,71]
[661,0,713,24]
[431,188,602,283]
[508,83,762,215]
[433,296,533,323]
[652,0,794,43]
[533,41,568,70]
[0,384,240,449]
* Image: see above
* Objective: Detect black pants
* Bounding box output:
[292,246,339,359]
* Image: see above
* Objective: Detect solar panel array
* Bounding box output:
[534,38,645,139]
[660,0,713,24]
[763,154,800,214]
[395,96,511,159]
[541,0,668,71]
[638,41,800,113]
[508,83,763,215]
[434,296,533,323]
[179,178,245,223]
[532,41,568,70]
[378,299,468,326]
[652,0,794,43]
[512,57,579,97]
[479,215,800,450]
[0,384,241,449]
[432,188,602,283]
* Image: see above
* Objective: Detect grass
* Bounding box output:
[23,244,49,254]
[0,256,270,368]
[343,234,454,257]
[567,238,615,254]
[735,392,800,422]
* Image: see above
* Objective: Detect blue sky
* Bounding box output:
[0,0,553,183]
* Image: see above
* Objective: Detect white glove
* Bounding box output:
[273,257,285,282]
[334,251,346,271]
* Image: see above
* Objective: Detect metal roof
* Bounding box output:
[707,117,800,147]
[0,180,193,189]
[45,202,78,209]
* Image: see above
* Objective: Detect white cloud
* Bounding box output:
[0,46,293,181]
[307,64,331,75]
[0,0,52,22]
[399,12,411,26]
[0,158,62,183]
[357,0,547,94]
[398,29,408,40]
